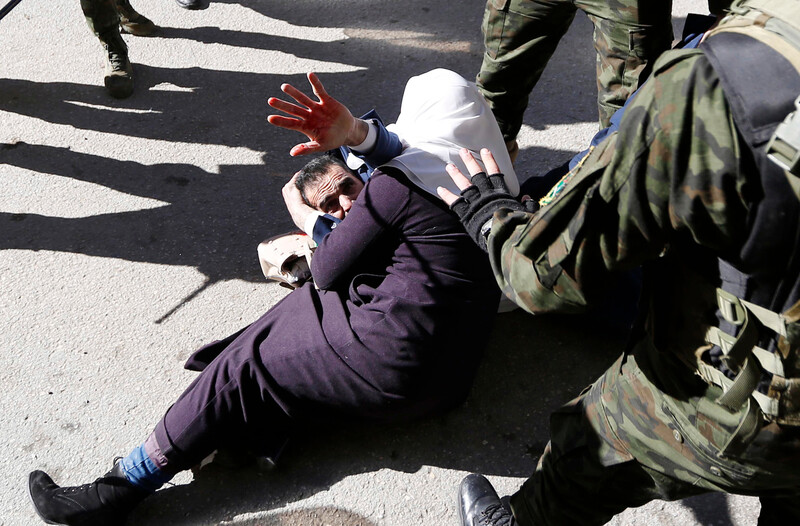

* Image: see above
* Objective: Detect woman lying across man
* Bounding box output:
[27,69,519,525]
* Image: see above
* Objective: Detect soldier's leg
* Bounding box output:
[476,0,577,148]
[80,0,134,98]
[578,0,673,127]
[81,0,118,37]
[510,356,669,524]
[509,353,712,525]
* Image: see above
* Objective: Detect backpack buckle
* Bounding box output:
[767,95,800,176]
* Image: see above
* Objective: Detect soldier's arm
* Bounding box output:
[486,49,749,314]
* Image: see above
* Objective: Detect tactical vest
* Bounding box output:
[694,0,800,425]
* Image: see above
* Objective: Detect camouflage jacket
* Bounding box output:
[488,47,749,319]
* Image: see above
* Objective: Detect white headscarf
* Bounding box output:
[383,68,519,197]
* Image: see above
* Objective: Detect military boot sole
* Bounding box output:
[105,74,134,99]
[105,60,134,99]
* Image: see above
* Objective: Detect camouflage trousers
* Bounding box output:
[477,0,673,140]
[81,0,120,38]
[509,343,800,525]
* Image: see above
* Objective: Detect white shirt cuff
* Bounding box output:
[303,211,324,237]
[350,120,378,152]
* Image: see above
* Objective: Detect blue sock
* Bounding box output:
[119,443,172,492]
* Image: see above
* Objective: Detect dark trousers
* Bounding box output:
[144,287,486,473]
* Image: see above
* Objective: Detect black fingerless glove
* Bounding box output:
[449,172,538,252]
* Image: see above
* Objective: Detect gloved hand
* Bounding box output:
[438,148,538,252]
[449,171,537,251]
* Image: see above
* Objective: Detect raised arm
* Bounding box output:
[267,72,370,156]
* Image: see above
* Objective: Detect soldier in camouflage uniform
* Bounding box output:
[446,0,800,523]
[81,0,156,99]
[477,0,674,160]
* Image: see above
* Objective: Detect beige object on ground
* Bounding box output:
[257,232,316,289]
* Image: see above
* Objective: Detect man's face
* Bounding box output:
[304,165,364,220]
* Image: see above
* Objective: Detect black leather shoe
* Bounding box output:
[28,462,148,525]
[459,474,517,526]
[176,0,204,9]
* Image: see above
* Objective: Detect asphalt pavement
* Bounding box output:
[1,0,762,524]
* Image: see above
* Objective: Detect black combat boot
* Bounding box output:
[98,29,134,99]
[459,474,517,526]
[115,0,157,36]
[28,462,149,526]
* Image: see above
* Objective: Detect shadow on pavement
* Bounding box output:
[683,492,738,526]
[1,142,285,283]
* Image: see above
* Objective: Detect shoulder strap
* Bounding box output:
[702,30,800,146]
[704,0,800,185]
[729,0,800,36]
